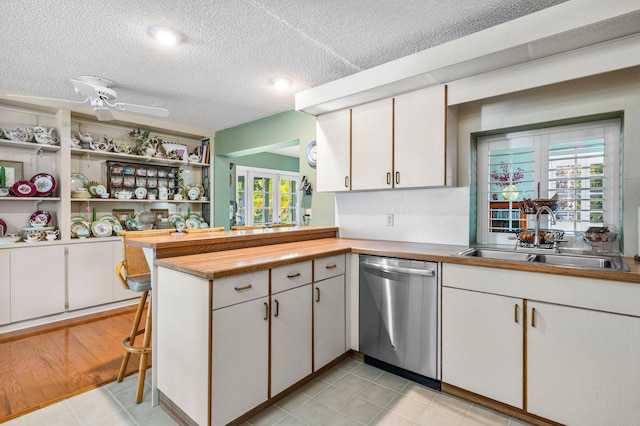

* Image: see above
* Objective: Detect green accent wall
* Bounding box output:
[213,110,336,229]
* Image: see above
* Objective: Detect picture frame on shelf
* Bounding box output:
[151,209,169,220]
[0,160,24,187]
[113,209,135,224]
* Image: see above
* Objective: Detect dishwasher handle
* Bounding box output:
[361,261,435,277]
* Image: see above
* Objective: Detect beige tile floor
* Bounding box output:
[4,358,531,425]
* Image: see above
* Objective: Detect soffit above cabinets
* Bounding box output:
[295,2,640,115]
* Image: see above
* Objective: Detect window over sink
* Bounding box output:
[477,119,621,245]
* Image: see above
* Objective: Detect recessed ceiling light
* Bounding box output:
[271,77,293,91]
[148,26,182,45]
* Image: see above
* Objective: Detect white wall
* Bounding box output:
[336,186,470,245]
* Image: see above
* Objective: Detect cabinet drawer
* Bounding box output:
[314,254,345,281]
[272,261,312,293]
[212,270,269,310]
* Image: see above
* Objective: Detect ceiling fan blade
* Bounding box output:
[110,102,170,117]
[70,79,103,99]
[7,93,88,105]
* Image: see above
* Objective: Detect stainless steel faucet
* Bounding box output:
[534,206,556,247]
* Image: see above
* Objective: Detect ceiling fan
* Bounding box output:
[9,76,170,121]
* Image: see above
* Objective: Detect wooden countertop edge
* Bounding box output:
[154,237,640,284]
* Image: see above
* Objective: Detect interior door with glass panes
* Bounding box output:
[236,167,299,226]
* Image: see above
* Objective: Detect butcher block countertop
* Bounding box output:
[154,237,640,284]
[127,226,338,258]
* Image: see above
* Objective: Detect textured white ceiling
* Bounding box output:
[0,0,566,132]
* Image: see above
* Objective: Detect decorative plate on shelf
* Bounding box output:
[87,181,100,196]
[185,218,201,229]
[111,222,123,235]
[70,173,88,192]
[185,184,205,198]
[0,218,7,236]
[173,218,186,232]
[97,215,119,224]
[71,216,88,223]
[30,173,56,196]
[187,187,200,200]
[134,187,147,199]
[12,180,37,197]
[30,211,52,227]
[95,185,107,196]
[125,217,139,231]
[70,222,91,238]
[91,221,113,238]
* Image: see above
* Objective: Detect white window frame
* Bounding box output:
[235,166,300,226]
[477,119,621,245]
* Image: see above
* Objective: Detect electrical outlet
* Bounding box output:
[386,213,394,226]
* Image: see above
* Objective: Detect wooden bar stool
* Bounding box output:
[116,229,173,403]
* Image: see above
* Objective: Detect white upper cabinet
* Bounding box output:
[315,85,448,192]
[394,85,446,188]
[351,98,393,190]
[316,109,351,192]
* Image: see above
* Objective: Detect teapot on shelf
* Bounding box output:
[77,132,94,149]
[89,136,113,152]
[29,127,59,145]
[1,127,33,142]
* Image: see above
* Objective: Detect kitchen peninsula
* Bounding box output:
[151,234,640,426]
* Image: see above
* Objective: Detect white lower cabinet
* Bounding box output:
[313,275,346,370]
[442,263,640,426]
[212,295,269,426]
[10,246,66,322]
[68,241,117,309]
[527,301,640,426]
[442,287,523,409]
[271,284,312,396]
[0,251,10,325]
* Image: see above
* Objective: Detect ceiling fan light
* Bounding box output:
[149,26,181,45]
[93,106,113,121]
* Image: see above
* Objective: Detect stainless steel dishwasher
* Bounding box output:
[359,255,440,390]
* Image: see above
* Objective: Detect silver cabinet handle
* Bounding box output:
[325,264,337,269]
[514,304,518,323]
[386,172,391,185]
[287,272,301,279]
[345,176,349,188]
[234,284,252,291]
[395,172,400,184]
[274,299,279,317]
[315,287,320,303]
[263,302,269,321]
[361,261,435,277]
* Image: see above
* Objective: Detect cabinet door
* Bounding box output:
[212,296,269,426]
[10,246,65,322]
[527,301,640,425]
[351,98,393,190]
[316,109,351,192]
[68,242,115,309]
[394,85,446,188]
[271,284,312,396]
[442,287,523,409]
[0,251,10,325]
[313,275,346,370]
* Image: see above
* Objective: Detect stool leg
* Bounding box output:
[135,298,152,403]
[118,291,148,382]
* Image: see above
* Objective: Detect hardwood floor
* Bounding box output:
[0,304,147,423]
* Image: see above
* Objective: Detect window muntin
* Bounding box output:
[477,120,620,245]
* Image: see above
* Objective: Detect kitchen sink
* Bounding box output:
[456,247,537,262]
[457,247,630,272]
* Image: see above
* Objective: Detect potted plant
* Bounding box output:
[491,161,524,200]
